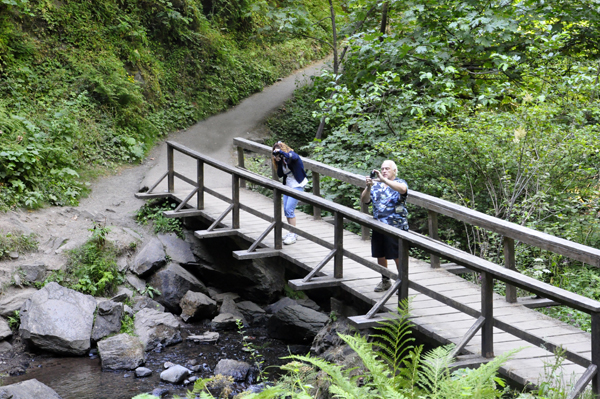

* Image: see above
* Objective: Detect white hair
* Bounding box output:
[382,160,398,173]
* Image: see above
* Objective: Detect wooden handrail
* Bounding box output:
[158,140,600,396]
[233,137,600,267]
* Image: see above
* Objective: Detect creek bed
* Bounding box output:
[3,324,304,399]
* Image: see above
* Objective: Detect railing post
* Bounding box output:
[271,159,278,181]
[481,271,494,358]
[197,160,204,210]
[334,212,343,278]
[312,171,321,220]
[398,238,409,300]
[592,312,600,396]
[428,210,440,268]
[237,146,246,189]
[274,188,282,249]
[167,144,174,193]
[503,237,517,303]
[232,175,240,229]
[360,202,370,241]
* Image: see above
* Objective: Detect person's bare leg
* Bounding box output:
[375,257,391,291]
[287,217,296,226]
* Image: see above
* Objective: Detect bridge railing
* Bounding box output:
[139,140,600,398]
[233,137,600,305]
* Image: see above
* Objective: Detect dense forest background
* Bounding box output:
[264,0,600,329]
[0,0,329,208]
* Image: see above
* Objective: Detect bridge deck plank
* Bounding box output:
[170,186,589,388]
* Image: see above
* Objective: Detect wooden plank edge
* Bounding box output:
[518,296,559,309]
[233,248,281,260]
[135,192,172,199]
[348,312,401,329]
[164,210,206,219]
[288,277,343,291]
[194,229,239,239]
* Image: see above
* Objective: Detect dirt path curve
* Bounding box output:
[0,58,329,284]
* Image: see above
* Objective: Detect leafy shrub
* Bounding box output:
[135,198,184,238]
[43,222,124,297]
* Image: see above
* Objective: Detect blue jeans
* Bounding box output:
[283,187,304,218]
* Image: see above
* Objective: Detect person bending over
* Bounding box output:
[272,141,308,245]
[360,160,409,292]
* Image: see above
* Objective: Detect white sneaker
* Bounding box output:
[283,233,297,245]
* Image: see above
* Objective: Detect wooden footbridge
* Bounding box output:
[137,138,600,398]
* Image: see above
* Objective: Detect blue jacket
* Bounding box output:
[276,150,308,186]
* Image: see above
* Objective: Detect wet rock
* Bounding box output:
[213,292,240,304]
[135,367,152,378]
[219,298,247,326]
[179,290,218,322]
[296,297,321,311]
[160,364,191,384]
[210,313,241,331]
[0,287,38,317]
[131,238,166,277]
[187,332,219,344]
[265,297,297,314]
[214,359,251,382]
[148,263,208,313]
[194,255,285,303]
[267,304,329,344]
[311,319,351,356]
[158,233,196,265]
[132,296,165,313]
[151,387,169,397]
[126,273,147,293]
[237,301,268,325]
[0,378,62,398]
[0,317,12,340]
[134,308,182,351]
[92,300,124,343]
[164,361,176,369]
[20,282,96,355]
[98,333,145,371]
[0,341,13,353]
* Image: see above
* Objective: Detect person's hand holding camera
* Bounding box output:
[366,169,380,187]
[272,149,282,158]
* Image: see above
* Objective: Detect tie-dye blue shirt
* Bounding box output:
[370,178,409,230]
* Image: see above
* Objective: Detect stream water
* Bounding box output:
[3,323,302,399]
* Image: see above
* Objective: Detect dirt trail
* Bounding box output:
[0,59,329,284]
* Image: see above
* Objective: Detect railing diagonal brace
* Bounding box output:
[450,316,485,359]
[174,187,199,212]
[247,222,276,253]
[302,249,337,283]
[366,278,402,319]
[567,364,597,399]
[207,204,234,232]
[146,171,169,194]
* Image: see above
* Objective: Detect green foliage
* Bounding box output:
[7,310,19,331]
[131,395,159,399]
[283,284,306,300]
[135,198,184,238]
[43,222,124,297]
[120,313,135,336]
[0,231,37,260]
[0,0,327,209]
[140,284,161,299]
[236,319,268,382]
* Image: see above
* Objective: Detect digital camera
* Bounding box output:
[370,170,378,179]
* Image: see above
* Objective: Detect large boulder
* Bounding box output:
[97,333,145,370]
[19,282,96,355]
[0,379,62,398]
[91,300,124,343]
[158,233,196,265]
[237,301,268,325]
[220,298,247,326]
[214,359,251,382]
[131,237,166,277]
[132,296,165,313]
[192,236,285,303]
[134,308,182,351]
[147,263,208,313]
[267,304,329,344]
[160,364,191,384]
[0,287,38,317]
[0,317,12,340]
[179,291,218,322]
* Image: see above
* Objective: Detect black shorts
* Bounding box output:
[371,229,398,259]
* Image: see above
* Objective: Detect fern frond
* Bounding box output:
[371,300,416,379]
[417,344,455,397]
[338,333,393,389]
